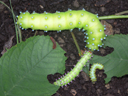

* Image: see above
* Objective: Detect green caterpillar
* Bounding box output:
[90,63,104,82]
[16,9,106,51]
[54,51,104,86]
[54,51,92,86]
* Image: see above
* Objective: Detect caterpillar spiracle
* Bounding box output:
[16,9,106,51]
[54,51,92,86]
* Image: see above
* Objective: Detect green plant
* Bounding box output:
[0,1,128,95]
[0,0,22,43]
[90,34,128,83]
[0,35,67,96]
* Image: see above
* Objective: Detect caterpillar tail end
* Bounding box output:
[53,82,57,86]
[53,81,60,86]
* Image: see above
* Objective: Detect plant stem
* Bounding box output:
[70,32,82,56]
[99,15,128,20]
[0,0,22,43]
[115,10,128,15]
[0,1,12,12]
[9,0,22,43]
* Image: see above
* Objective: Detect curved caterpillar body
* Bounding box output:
[54,51,92,86]
[90,63,104,82]
[17,9,106,51]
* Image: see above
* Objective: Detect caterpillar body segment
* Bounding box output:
[17,9,106,51]
[54,51,92,86]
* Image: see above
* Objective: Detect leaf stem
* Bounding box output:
[115,10,128,15]
[9,0,22,43]
[99,15,128,20]
[0,0,22,43]
[70,32,82,56]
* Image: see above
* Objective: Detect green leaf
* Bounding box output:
[90,34,128,83]
[83,62,90,76]
[0,35,67,96]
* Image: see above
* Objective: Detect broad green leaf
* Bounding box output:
[90,34,128,83]
[83,62,90,76]
[0,35,67,96]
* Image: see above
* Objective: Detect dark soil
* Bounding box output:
[0,0,128,96]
